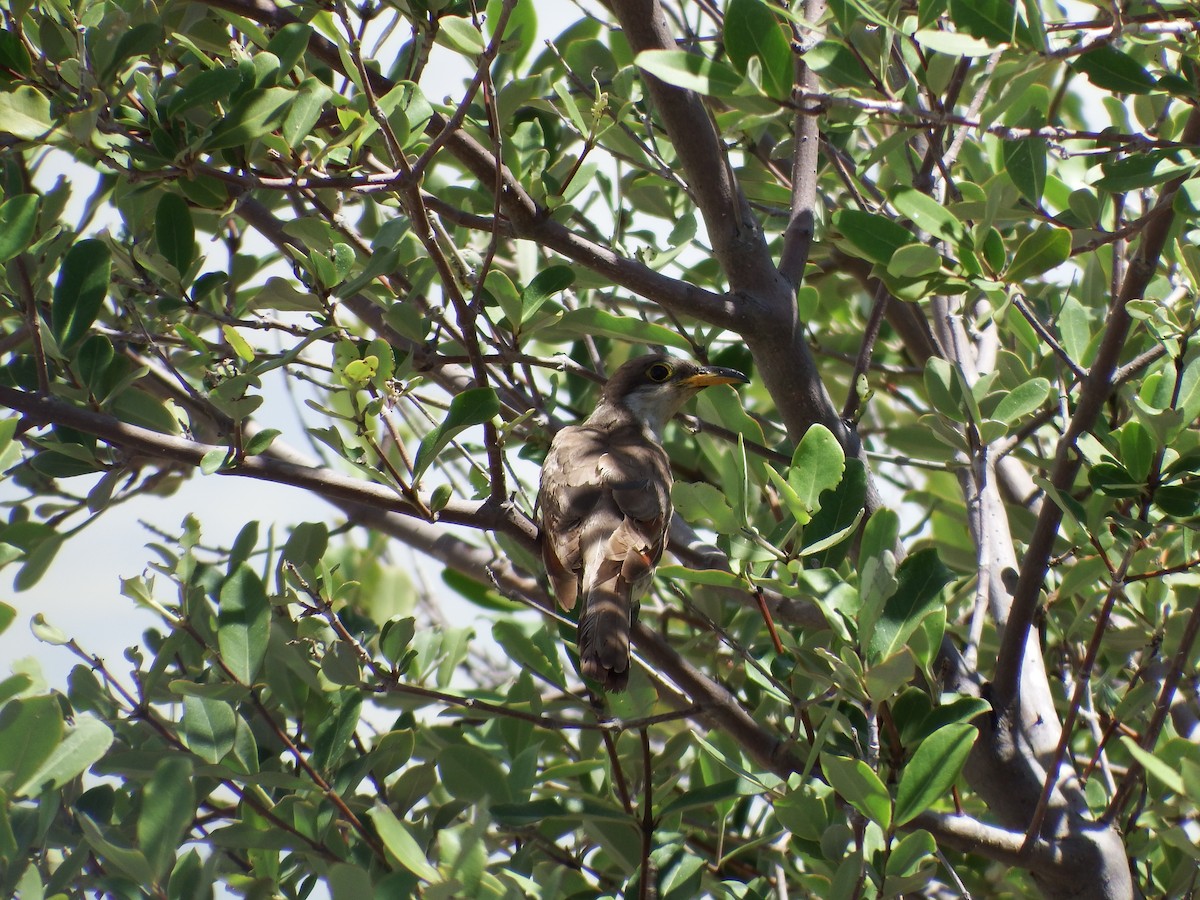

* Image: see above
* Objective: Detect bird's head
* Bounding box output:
[594,354,750,435]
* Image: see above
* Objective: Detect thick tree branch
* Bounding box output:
[607,0,780,298]
[777,0,825,286]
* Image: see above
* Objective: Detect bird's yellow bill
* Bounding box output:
[682,366,750,387]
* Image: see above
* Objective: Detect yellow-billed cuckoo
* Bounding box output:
[538,354,750,690]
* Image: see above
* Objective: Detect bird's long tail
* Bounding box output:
[578,539,655,691]
[578,575,632,691]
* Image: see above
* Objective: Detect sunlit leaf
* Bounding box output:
[413,387,501,480]
[894,723,977,825]
[635,49,743,97]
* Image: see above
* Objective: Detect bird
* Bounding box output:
[538,354,750,690]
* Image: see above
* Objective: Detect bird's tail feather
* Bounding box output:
[578,571,631,691]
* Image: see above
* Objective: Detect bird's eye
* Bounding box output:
[646,362,672,382]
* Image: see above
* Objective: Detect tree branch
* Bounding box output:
[0,385,537,547]
[778,0,826,286]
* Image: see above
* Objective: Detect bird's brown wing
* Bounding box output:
[538,425,603,611]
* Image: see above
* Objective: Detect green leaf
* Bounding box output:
[282,78,332,150]
[832,210,917,265]
[723,0,792,99]
[282,521,328,568]
[655,565,743,589]
[542,308,691,350]
[493,621,565,687]
[437,743,513,803]
[1003,137,1047,205]
[51,239,112,351]
[0,601,14,637]
[1155,484,1200,518]
[17,714,113,798]
[181,694,236,764]
[1073,46,1156,95]
[204,87,295,150]
[0,29,32,76]
[867,548,953,662]
[138,756,195,880]
[485,269,523,329]
[1057,294,1091,364]
[0,194,39,262]
[820,753,891,829]
[635,49,743,97]
[436,16,486,56]
[329,863,373,900]
[320,641,362,687]
[1089,465,1142,501]
[789,424,846,518]
[266,22,312,74]
[672,481,741,532]
[218,563,270,685]
[887,244,942,278]
[0,696,62,794]
[859,507,899,570]
[412,387,501,480]
[658,778,752,817]
[923,357,967,422]
[891,187,966,243]
[311,691,362,771]
[894,723,977,825]
[76,334,115,396]
[1118,422,1156,487]
[1120,736,1186,795]
[886,829,937,877]
[221,324,255,363]
[367,803,442,883]
[100,22,161,80]
[912,29,994,57]
[521,265,575,323]
[1005,225,1070,282]
[380,616,416,667]
[155,193,195,277]
[79,813,155,885]
[0,85,52,140]
[30,613,68,645]
[201,446,233,474]
[492,798,567,826]
[948,0,1031,46]
[168,67,244,117]
[991,377,1050,423]
[1094,153,1193,193]
[803,459,868,567]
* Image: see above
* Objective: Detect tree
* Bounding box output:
[1,0,1198,895]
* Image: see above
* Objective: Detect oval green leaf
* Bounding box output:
[635,49,743,97]
[0,194,39,262]
[832,209,917,266]
[1005,226,1070,282]
[895,723,977,825]
[155,193,195,277]
[991,377,1050,423]
[52,239,112,351]
[820,752,891,830]
[413,386,501,480]
[218,562,270,684]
